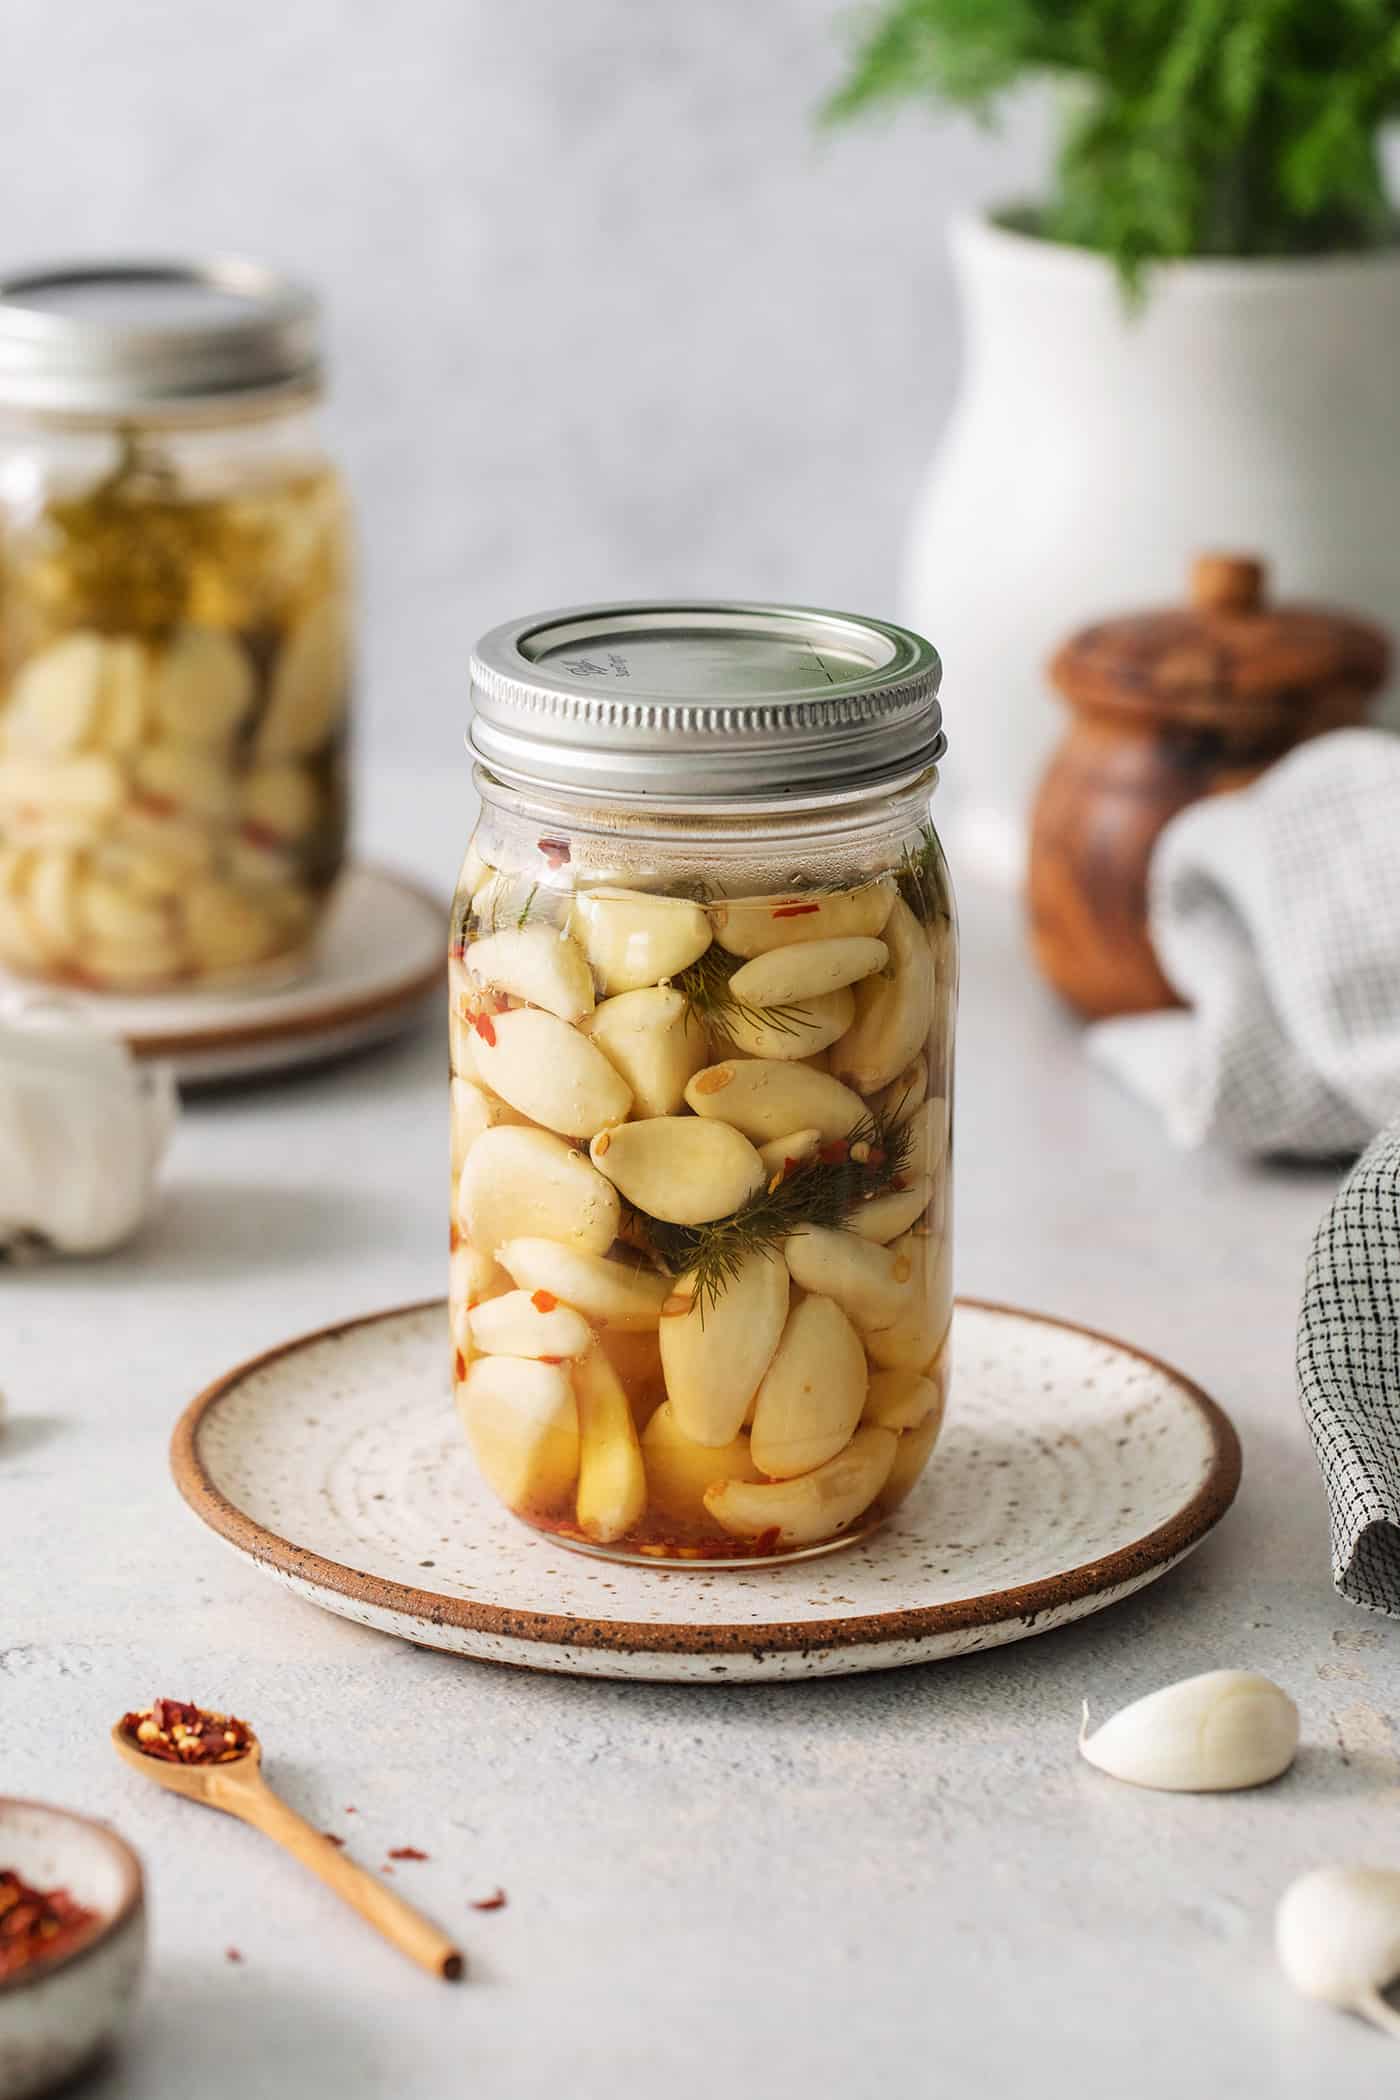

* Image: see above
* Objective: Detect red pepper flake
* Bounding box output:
[538,1355,564,1366]
[537,837,571,869]
[448,941,466,962]
[239,819,284,852]
[387,1846,429,1862]
[449,1222,461,1252]
[225,1946,244,1965]
[118,1698,253,1765]
[531,1290,558,1314]
[752,1527,782,1555]
[453,1350,467,1383]
[345,1806,358,1815]
[471,1888,508,1912]
[323,1834,346,1848]
[471,1013,497,1047]
[492,992,511,1013]
[0,1871,99,1978]
[818,1140,850,1165]
[771,902,820,919]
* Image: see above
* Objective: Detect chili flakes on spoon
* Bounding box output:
[119,1697,252,1765]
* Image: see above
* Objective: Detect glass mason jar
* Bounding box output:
[0,260,352,992]
[452,602,956,1566]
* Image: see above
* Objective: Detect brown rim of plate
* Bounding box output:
[123,863,445,1058]
[170,1297,1243,1658]
[0,1801,144,1998]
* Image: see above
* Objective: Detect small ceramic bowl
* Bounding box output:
[0,1801,146,2100]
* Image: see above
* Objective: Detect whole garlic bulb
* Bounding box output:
[1079,1670,1299,1792]
[0,996,177,1254]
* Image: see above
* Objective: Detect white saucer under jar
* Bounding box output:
[452,601,956,1567]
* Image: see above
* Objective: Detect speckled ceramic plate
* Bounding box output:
[170,1299,1240,1682]
[0,863,444,1085]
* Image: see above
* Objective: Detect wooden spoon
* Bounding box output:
[111,1722,463,1980]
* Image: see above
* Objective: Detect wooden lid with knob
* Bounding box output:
[1050,553,1390,721]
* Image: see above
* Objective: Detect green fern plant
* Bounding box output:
[826,0,1400,290]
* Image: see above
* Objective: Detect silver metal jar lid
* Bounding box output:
[0,258,322,419]
[469,601,944,803]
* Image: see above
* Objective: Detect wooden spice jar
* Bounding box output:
[1027,555,1390,1018]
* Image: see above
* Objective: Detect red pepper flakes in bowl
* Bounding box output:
[0,1870,99,1978]
[119,1697,252,1765]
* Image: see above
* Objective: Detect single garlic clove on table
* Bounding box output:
[830,897,935,1095]
[1276,1867,1400,2038]
[641,1402,764,1525]
[685,1058,865,1143]
[571,886,712,993]
[1079,1670,1300,1792]
[466,1007,633,1139]
[574,1346,648,1544]
[712,882,895,958]
[704,1425,897,1546]
[727,936,889,1007]
[720,986,855,1062]
[470,1288,594,1361]
[582,987,708,1117]
[457,1124,620,1255]
[457,1355,579,1516]
[497,1239,672,1332]
[589,1116,765,1226]
[659,1248,789,1447]
[464,924,595,1023]
[749,1294,868,1479]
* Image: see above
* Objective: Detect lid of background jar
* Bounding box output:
[469,601,944,803]
[0,259,322,419]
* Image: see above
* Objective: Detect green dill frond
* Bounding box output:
[671,943,811,1046]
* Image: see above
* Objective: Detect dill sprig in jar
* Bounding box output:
[452,601,956,1566]
[0,260,352,991]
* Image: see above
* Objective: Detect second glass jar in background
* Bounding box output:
[451,602,957,1567]
[0,259,352,992]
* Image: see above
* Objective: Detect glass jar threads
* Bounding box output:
[0,260,352,991]
[452,602,956,1567]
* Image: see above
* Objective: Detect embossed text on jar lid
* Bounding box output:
[469,601,944,802]
[0,258,322,419]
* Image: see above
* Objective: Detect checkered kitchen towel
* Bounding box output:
[1088,729,1400,1156]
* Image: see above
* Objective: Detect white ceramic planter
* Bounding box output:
[905,213,1400,882]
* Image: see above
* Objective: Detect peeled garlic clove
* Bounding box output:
[883,1408,944,1506]
[590,1117,764,1226]
[596,1326,664,1392]
[450,1075,525,1178]
[862,1366,943,1431]
[871,1053,928,1127]
[457,1124,620,1255]
[830,898,934,1095]
[728,936,889,1007]
[659,1250,789,1446]
[685,1058,865,1142]
[240,763,320,844]
[846,1173,934,1244]
[97,641,151,751]
[1080,1670,1300,1793]
[256,599,351,758]
[76,873,172,950]
[449,1245,511,1351]
[713,882,896,957]
[466,1007,632,1138]
[756,1127,822,1178]
[465,925,594,1023]
[469,1288,593,1361]
[721,986,855,1062]
[1276,1868,1400,2038]
[183,880,279,973]
[133,742,237,827]
[574,1346,647,1543]
[784,1226,907,1333]
[497,1239,671,1332]
[642,1402,762,1525]
[571,886,711,993]
[153,626,254,746]
[863,1231,951,1371]
[24,851,82,963]
[904,1096,949,1182]
[583,987,708,1116]
[458,1355,579,1516]
[0,753,125,825]
[3,634,107,754]
[704,1425,897,1546]
[750,1295,868,1479]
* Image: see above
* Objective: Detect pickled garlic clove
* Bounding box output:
[153,626,255,746]
[749,1295,868,1480]
[23,850,82,963]
[658,1250,789,1447]
[704,1426,897,1546]
[76,872,173,950]
[642,1403,763,1526]
[783,1226,909,1333]
[903,1097,950,1183]
[883,1408,944,1506]
[862,1365,944,1431]
[457,1355,579,1516]
[583,987,708,1117]
[256,598,351,758]
[469,1289,593,1361]
[712,881,896,958]
[871,1053,928,1127]
[589,1117,764,1226]
[570,886,712,994]
[728,935,889,1007]
[829,897,934,1095]
[240,763,321,844]
[2,633,107,755]
[721,986,854,1062]
[464,924,595,1023]
[497,1239,672,1331]
[684,1058,866,1142]
[450,1245,511,1351]
[450,1076,526,1178]
[863,1231,951,1371]
[457,1124,620,1255]
[0,849,50,970]
[846,1173,934,1243]
[466,1007,632,1139]
[98,640,151,751]
[756,1128,822,1178]
[133,742,237,827]
[574,1346,648,1544]
[183,881,280,973]
[0,753,125,825]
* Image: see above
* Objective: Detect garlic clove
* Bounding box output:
[1276,1867,1400,2038]
[240,763,321,844]
[728,936,889,1007]
[749,1295,868,1479]
[466,1007,632,1139]
[589,1116,765,1226]
[152,626,255,747]
[183,880,279,974]
[583,987,708,1117]
[1079,1670,1300,1792]
[469,1288,593,1361]
[570,886,712,993]
[871,1053,928,1127]
[573,1346,648,1543]
[642,1402,763,1526]
[0,753,126,827]
[829,897,935,1095]
[712,882,896,958]
[846,1173,934,1244]
[863,1231,951,1371]
[497,1239,672,1332]
[756,1127,823,1178]
[255,599,351,758]
[684,1057,866,1142]
[704,1425,897,1546]
[720,985,855,1062]
[903,1096,950,1183]
[2,633,107,755]
[883,1407,945,1505]
[457,1124,620,1256]
[658,1249,789,1447]
[783,1226,908,1333]
[23,851,83,965]
[97,640,151,751]
[450,1075,526,1179]
[465,924,595,1023]
[449,1245,511,1352]
[862,1365,944,1431]
[457,1355,579,1516]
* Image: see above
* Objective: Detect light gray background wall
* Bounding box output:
[0,1,1046,760]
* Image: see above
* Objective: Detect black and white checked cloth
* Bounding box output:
[1089,729,1400,1155]
[1298,1122,1400,1612]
